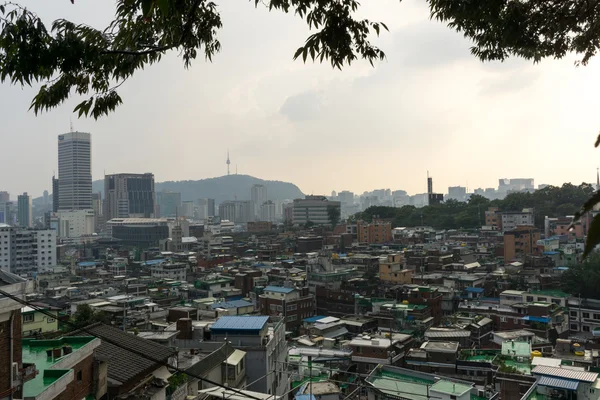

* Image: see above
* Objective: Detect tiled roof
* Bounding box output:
[68,323,176,385]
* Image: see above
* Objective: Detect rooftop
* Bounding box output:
[22,336,98,398]
[531,365,599,382]
[422,341,460,353]
[530,289,570,298]
[211,316,269,332]
[430,380,472,396]
[264,285,295,294]
[210,300,253,310]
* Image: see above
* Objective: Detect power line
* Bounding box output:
[0,288,266,400]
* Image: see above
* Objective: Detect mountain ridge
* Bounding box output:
[36,174,305,205]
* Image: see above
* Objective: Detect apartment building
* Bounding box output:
[292,196,341,226]
[357,220,392,244]
[379,253,412,284]
[258,285,315,331]
[210,316,288,397]
[503,226,541,261]
[0,225,56,276]
[348,334,407,374]
[501,209,534,232]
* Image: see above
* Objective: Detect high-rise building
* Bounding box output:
[0,224,56,275]
[447,186,467,202]
[52,176,59,212]
[17,192,32,228]
[251,184,268,217]
[181,201,194,218]
[58,131,92,210]
[91,192,103,231]
[156,191,181,217]
[0,191,9,203]
[104,173,155,221]
[219,200,253,223]
[195,198,215,220]
[292,196,341,226]
[0,201,15,225]
[260,201,276,222]
[42,190,49,211]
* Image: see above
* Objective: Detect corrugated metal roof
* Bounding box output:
[538,376,579,391]
[211,316,269,331]
[532,366,598,382]
[425,330,471,338]
[323,327,348,339]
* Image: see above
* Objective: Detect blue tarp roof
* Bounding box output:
[211,316,269,332]
[210,300,253,309]
[543,251,560,255]
[264,285,295,294]
[522,316,551,323]
[465,287,484,293]
[303,316,327,323]
[295,395,317,400]
[78,261,97,267]
[143,259,165,266]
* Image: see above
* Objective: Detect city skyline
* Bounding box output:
[2,1,600,197]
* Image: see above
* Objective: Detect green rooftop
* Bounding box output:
[431,380,472,396]
[368,369,476,400]
[22,337,96,398]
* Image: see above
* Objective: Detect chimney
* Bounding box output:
[176,318,193,340]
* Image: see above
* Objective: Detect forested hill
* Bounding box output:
[49,175,304,205]
[355,183,594,230]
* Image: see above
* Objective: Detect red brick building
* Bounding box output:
[259,285,315,332]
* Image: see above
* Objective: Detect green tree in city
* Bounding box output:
[327,205,341,230]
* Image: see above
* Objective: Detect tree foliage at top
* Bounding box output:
[0,0,387,118]
[327,204,341,229]
[355,183,595,230]
[561,254,600,299]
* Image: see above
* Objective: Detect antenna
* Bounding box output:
[70,118,74,133]
[226,149,231,176]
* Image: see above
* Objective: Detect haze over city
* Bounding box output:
[2,0,600,197]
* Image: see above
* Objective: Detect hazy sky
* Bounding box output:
[2,0,600,199]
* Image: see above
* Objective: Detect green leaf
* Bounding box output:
[156,0,170,15]
[595,131,600,147]
[571,190,600,225]
[583,214,600,259]
[293,47,303,61]
[142,0,153,17]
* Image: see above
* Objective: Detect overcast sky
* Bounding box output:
[2,0,600,199]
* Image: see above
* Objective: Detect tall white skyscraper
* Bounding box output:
[251,184,267,217]
[58,131,92,210]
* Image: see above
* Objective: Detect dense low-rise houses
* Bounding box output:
[3,203,600,400]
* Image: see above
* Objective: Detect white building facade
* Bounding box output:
[0,224,56,276]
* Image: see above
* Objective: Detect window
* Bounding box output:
[514,318,520,324]
[287,315,297,322]
[571,311,578,317]
[287,304,297,311]
[537,297,547,302]
[583,325,591,332]
[23,314,34,323]
[583,312,590,319]
[77,370,83,381]
[571,324,579,331]
[595,314,600,320]
[526,296,534,302]
[47,318,55,323]
[500,316,507,323]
